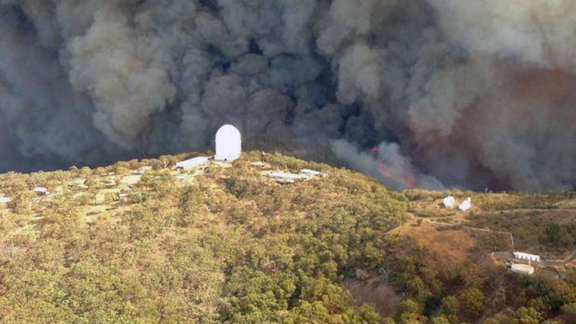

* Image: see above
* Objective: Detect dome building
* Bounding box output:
[215,124,242,162]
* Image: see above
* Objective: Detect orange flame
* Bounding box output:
[378,162,416,189]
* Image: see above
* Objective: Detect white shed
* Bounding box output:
[459,197,472,211]
[251,161,268,168]
[513,252,540,262]
[301,169,326,178]
[267,172,308,183]
[34,187,50,196]
[511,263,535,275]
[215,124,242,162]
[176,157,210,170]
[0,195,11,207]
[442,196,456,209]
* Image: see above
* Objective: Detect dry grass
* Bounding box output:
[407,221,476,265]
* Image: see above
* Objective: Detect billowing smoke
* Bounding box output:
[1,0,576,191]
[331,140,444,190]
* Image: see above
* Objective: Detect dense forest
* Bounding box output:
[1,152,576,323]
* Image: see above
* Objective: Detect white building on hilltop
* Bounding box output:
[513,252,540,262]
[0,195,11,207]
[34,187,50,196]
[511,263,535,275]
[266,172,308,183]
[459,197,472,211]
[443,196,456,209]
[215,124,242,162]
[176,156,210,170]
[301,169,326,178]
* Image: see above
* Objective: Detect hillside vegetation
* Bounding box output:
[1,152,576,323]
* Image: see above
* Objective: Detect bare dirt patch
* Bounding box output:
[344,277,399,317]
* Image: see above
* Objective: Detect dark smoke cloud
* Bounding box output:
[1,0,575,191]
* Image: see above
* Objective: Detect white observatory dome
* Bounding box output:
[459,197,472,211]
[215,124,242,162]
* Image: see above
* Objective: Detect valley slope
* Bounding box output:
[0,152,575,323]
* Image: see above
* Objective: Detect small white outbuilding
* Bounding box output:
[442,196,456,209]
[0,195,11,207]
[215,124,242,162]
[511,263,535,275]
[251,161,268,168]
[300,169,326,178]
[34,187,50,196]
[176,157,210,170]
[266,172,308,183]
[459,197,472,211]
[513,252,540,262]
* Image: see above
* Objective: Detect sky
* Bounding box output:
[1,0,576,191]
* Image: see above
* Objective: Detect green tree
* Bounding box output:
[459,287,485,318]
[440,295,459,323]
[431,315,451,324]
[512,307,544,324]
[396,299,424,323]
[562,302,576,322]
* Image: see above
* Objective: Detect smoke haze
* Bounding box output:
[1,0,576,191]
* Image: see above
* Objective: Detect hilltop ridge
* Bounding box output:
[1,152,576,322]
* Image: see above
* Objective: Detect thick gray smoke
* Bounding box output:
[1,0,576,191]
